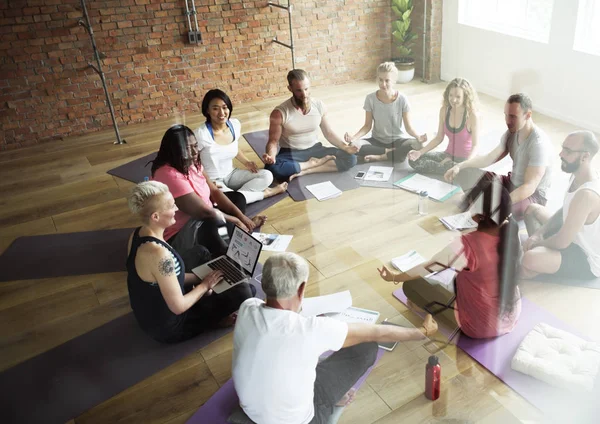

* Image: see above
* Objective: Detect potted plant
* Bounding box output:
[392,0,418,83]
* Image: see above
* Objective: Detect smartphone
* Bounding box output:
[354,171,366,179]
[378,320,407,351]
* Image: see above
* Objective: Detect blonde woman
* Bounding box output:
[408,78,480,174]
[345,62,427,163]
[126,181,254,343]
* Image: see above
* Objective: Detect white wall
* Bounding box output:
[441,0,600,133]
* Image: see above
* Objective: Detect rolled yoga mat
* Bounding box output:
[186,348,385,424]
[0,266,265,424]
[0,228,133,282]
[244,130,361,201]
[392,287,600,417]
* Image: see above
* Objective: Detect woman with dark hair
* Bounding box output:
[378,175,522,339]
[151,124,266,260]
[195,89,287,204]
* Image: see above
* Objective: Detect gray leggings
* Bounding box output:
[219,168,274,204]
[409,151,466,175]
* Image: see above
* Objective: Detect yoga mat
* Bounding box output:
[243,130,360,201]
[392,287,600,417]
[245,191,289,218]
[532,273,600,290]
[107,152,157,183]
[186,348,385,424]
[0,265,264,424]
[0,228,133,282]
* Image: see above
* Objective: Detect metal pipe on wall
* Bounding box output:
[422,0,427,82]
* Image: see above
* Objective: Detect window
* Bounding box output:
[574,0,600,56]
[458,0,555,43]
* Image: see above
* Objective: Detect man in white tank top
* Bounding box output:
[521,130,600,280]
[262,70,359,182]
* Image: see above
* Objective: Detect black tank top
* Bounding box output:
[126,227,186,342]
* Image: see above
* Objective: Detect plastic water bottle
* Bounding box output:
[418,191,428,215]
[143,176,149,182]
[425,355,441,400]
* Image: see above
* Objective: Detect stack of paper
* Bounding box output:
[365,166,393,182]
[252,232,293,252]
[393,173,461,202]
[424,268,457,292]
[439,211,478,231]
[300,290,352,317]
[305,181,342,201]
[391,250,426,272]
[325,307,380,324]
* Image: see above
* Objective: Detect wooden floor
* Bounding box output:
[1,80,599,424]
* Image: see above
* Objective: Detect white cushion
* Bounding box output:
[511,323,600,392]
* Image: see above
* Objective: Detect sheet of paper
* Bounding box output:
[440,211,478,231]
[364,166,393,182]
[425,268,457,292]
[305,181,342,201]
[391,250,426,272]
[325,306,380,324]
[252,232,293,252]
[394,173,460,201]
[300,290,352,317]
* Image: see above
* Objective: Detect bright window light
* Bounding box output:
[573,0,600,56]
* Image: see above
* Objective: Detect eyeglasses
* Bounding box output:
[561,147,589,155]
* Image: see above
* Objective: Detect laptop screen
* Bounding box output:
[226,226,262,276]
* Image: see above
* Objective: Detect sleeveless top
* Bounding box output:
[455,231,521,338]
[563,176,600,277]
[126,227,186,342]
[444,107,472,160]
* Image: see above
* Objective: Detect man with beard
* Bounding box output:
[262,69,358,182]
[521,130,600,280]
[444,93,552,219]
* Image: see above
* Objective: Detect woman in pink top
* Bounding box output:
[152,125,266,261]
[408,78,480,175]
[378,178,522,339]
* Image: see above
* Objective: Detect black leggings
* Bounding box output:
[358,137,422,164]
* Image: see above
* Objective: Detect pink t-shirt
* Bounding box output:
[455,231,521,338]
[153,164,212,241]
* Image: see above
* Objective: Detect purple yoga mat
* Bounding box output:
[393,287,600,416]
[186,348,385,424]
[0,265,264,424]
[244,130,360,201]
[107,152,157,183]
[0,228,133,282]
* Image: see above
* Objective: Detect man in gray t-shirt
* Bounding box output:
[444,93,552,219]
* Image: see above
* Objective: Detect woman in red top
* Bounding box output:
[379,177,522,339]
[152,125,266,262]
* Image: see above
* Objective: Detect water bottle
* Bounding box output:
[143,176,149,182]
[418,190,428,215]
[425,355,441,400]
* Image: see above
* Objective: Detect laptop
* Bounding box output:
[191,225,262,294]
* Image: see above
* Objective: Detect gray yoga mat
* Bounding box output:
[0,265,265,424]
[244,130,360,201]
[532,273,600,290]
[107,152,157,183]
[0,228,133,282]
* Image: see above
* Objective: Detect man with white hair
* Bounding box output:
[521,130,600,279]
[232,252,437,424]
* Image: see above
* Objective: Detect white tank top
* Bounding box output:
[275,98,325,150]
[563,175,600,277]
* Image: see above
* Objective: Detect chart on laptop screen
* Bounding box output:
[227,227,261,274]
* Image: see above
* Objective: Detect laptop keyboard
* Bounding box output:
[207,257,246,286]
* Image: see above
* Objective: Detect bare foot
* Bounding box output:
[252,215,267,227]
[335,388,356,407]
[217,312,237,328]
[364,153,388,162]
[263,182,288,198]
[289,171,304,182]
[300,155,335,171]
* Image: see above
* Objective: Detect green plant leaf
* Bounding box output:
[403,9,412,20]
[392,5,403,18]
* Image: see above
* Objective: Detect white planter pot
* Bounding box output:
[396,67,415,84]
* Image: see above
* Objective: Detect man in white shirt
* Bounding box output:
[232,252,437,424]
[521,130,600,280]
[262,70,359,182]
[444,93,552,219]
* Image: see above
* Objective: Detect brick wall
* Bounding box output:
[0,0,390,150]
[408,0,442,83]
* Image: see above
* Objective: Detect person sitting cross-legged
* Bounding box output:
[231,252,437,424]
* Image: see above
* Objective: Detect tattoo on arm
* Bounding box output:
[158,257,175,276]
